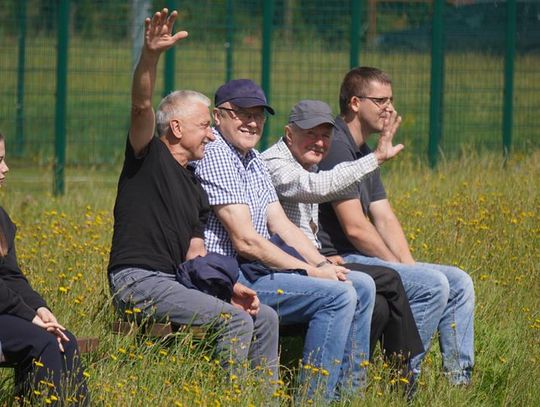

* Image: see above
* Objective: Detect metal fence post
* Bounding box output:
[225,0,234,82]
[132,0,151,72]
[163,0,178,97]
[15,0,27,157]
[54,0,69,196]
[503,0,516,158]
[350,0,362,68]
[260,0,274,150]
[428,0,444,168]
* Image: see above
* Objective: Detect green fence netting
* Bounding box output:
[0,0,538,167]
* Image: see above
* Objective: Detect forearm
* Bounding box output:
[234,234,319,275]
[0,280,39,321]
[270,222,327,267]
[185,237,207,260]
[374,217,414,263]
[345,223,400,262]
[131,48,160,112]
[271,153,378,204]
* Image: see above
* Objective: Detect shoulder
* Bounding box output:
[0,207,14,229]
[260,138,287,160]
[260,139,295,171]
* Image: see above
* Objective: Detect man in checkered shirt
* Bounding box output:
[195,79,375,401]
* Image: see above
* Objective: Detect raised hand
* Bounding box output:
[144,8,189,55]
[373,109,405,164]
[231,283,260,316]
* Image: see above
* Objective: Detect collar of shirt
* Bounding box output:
[264,137,319,173]
[212,127,258,169]
[334,116,374,157]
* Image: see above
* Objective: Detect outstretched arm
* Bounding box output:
[265,110,403,204]
[130,8,188,156]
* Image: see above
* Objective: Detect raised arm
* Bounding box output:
[265,148,377,204]
[264,110,404,204]
[130,8,188,156]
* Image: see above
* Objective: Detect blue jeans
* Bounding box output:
[342,254,475,385]
[238,271,374,400]
[109,268,279,381]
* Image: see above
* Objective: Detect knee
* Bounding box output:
[332,283,358,312]
[458,271,475,297]
[351,273,376,302]
[454,271,475,307]
[256,304,279,331]
[228,308,255,336]
[430,273,451,306]
[62,331,80,355]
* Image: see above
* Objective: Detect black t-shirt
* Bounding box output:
[108,136,210,275]
[0,207,48,321]
[317,116,386,256]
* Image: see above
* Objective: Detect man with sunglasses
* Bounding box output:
[194,79,376,401]
[317,66,475,387]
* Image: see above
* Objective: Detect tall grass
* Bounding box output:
[0,150,538,405]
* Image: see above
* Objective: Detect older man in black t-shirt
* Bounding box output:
[107,9,278,380]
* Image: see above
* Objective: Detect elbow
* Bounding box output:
[232,235,263,260]
[131,102,153,117]
[343,226,365,244]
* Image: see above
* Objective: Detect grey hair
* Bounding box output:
[155,90,211,136]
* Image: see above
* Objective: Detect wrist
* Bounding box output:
[315,258,332,268]
[373,150,383,165]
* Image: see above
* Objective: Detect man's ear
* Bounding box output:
[349,96,361,114]
[213,108,222,126]
[284,125,293,146]
[169,118,183,140]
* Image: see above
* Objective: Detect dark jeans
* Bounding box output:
[0,314,88,405]
[345,263,424,362]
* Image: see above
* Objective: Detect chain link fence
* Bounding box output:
[0,0,538,169]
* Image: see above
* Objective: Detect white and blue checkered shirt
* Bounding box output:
[195,129,279,256]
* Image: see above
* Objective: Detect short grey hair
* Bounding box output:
[155,90,211,137]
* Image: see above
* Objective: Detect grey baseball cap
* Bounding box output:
[288,100,335,129]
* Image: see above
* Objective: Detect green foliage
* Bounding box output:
[0,151,539,405]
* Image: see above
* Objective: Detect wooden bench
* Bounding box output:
[111,320,305,340]
[76,337,100,354]
[111,320,207,340]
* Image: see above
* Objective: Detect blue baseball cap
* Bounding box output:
[214,79,275,115]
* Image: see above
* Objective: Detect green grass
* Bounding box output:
[0,150,538,406]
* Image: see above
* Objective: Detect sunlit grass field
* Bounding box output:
[0,150,538,406]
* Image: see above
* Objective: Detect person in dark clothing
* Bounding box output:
[317,67,474,386]
[0,132,88,405]
[107,8,279,380]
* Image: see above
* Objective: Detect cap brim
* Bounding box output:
[292,116,335,129]
[226,97,275,115]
